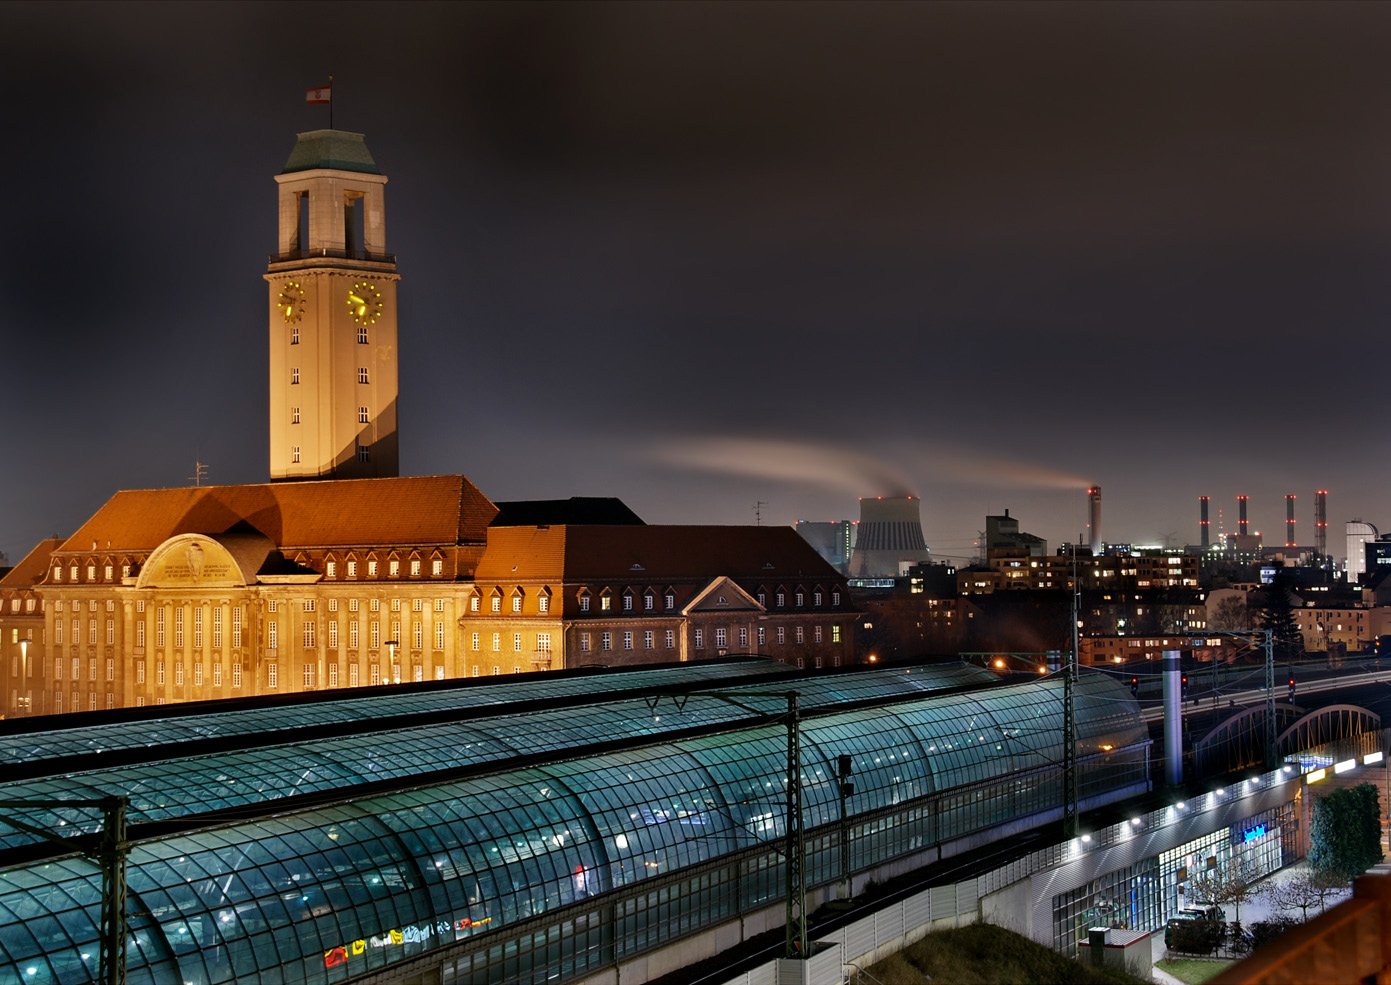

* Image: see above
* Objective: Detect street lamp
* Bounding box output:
[17,638,30,716]
[385,640,400,684]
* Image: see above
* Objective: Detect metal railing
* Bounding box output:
[268,247,396,264]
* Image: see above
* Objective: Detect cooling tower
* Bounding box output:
[848,496,930,579]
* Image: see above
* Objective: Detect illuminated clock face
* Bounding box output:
[347,282,383,325]
[278,282,305,323]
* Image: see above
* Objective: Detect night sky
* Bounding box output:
[4,1,1390,566]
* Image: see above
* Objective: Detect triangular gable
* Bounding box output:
[682,576,764,616]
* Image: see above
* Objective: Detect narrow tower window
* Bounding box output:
[291,407,300,424]
[358,367,369,384]
[292,367,300,384]
[359,406,369,424]
[358,325,368,344]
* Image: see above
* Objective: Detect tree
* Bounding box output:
[1309,782,1385,882]
[1189,864,1259,924]
[1259,572,1303,661]
[1212,595,1252,632]
[1267,870,1345,921]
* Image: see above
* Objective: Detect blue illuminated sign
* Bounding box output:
[1242,824,1266,843]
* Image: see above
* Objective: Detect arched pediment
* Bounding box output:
[136,534,254,589]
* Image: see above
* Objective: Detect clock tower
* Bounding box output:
[266,130,400,480]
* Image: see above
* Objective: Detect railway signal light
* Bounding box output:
[1130,677,1139,698]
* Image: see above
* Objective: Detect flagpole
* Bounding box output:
[329,74,334,129]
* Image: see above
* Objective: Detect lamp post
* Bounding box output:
[385,639,400,684]
[17,638,30,716]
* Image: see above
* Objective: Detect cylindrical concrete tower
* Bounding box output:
[1315,490,1328,557]
[1285,494,1296,547]
[1238,496,1249,536]
[1199,496,1210,550]
[1086,486,1101,552]
[848,496,930,579]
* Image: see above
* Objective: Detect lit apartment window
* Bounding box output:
[432,559,443,576]
[358,325,368,344]
[212,608,222,647]
[350,621,359,648]
[232,662,242,688]
[268,663,278,688]
[434,622,444,650]
[358,367,369,384]
[665,629,675,648]
[600,596,611,612]
[512,595,522,613]
[326,561,336,578]
[268,620,278,650]
[513,633,522,652]
[832,625,841,643]
[291,367,300,384]
[291,407,300,424]
[410,559,420,576]
[389,560,399,577]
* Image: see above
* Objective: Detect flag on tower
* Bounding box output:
[306,85,332,104]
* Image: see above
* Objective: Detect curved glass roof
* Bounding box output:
[0,660,792,768]
[0,664,997,854]
[0,673,1144,985]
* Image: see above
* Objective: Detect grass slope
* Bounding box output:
[862,923,1150,985]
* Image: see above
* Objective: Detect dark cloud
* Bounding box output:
[3,1,1391,563]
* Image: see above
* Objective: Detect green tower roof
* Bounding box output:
[281,129,381,175]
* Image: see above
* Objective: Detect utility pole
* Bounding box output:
[0,796,130,985]
[1264,629,1276,769]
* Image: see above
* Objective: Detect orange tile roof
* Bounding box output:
[0,538,64,590]
[56,476,498,554]
[476,525,840,583]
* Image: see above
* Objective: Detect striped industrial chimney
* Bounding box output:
[848,496,930,579]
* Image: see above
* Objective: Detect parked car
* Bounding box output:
[1165,906,1226,947]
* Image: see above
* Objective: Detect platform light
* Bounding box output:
[1307,768,1327,784]
[1081,834,1092,843]
[1365,752,1384,766]
[1176,801,1185,810]
[1335,759,1356,774]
